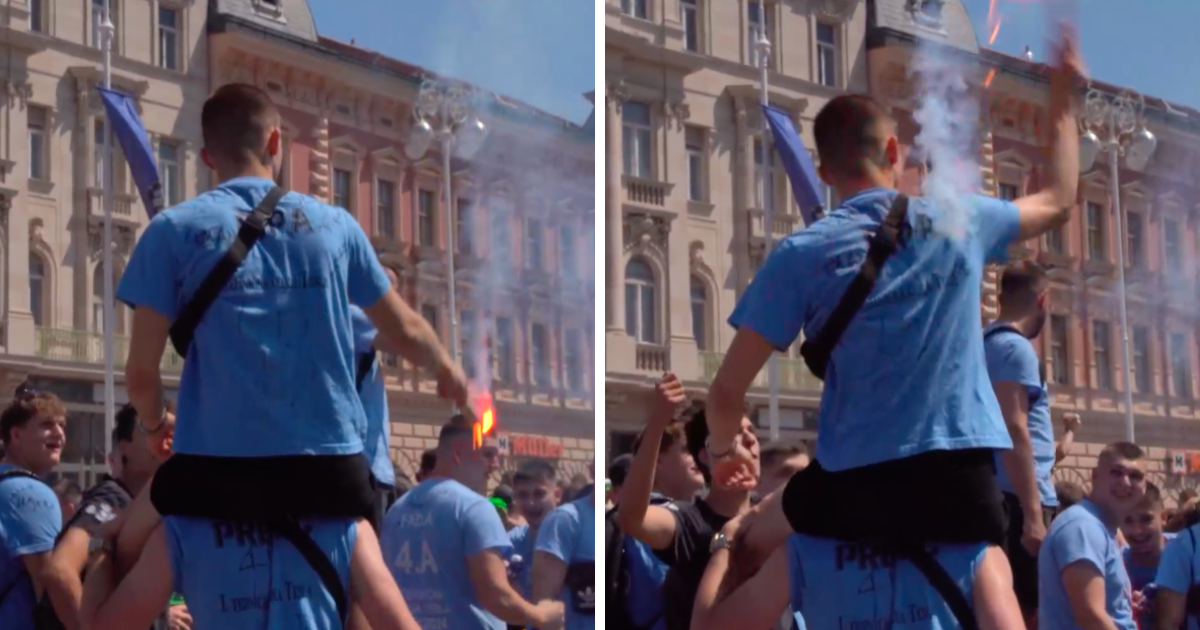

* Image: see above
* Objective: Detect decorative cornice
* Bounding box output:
[605,81,630,111]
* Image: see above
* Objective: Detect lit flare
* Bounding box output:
[472,392,497,448]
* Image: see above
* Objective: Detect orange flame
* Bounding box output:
[984,68,997,88]
[472,392,497,448]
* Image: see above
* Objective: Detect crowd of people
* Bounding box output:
[0,81,596,630]
[604,21,1200,630]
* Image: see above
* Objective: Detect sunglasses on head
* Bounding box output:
[14,387,42,402]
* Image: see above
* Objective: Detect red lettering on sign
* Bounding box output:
[511,435,565,459]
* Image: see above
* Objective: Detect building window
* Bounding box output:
[418,190,436,247]
[93,119,107,187]
[625,258,656,343]
[1171,332,1192,399]
[686,126,706,202]
[456,199,472,254]
[1050,315,1070,385]
[461,310,477,379]
[1133,326,1151,394]
[1093,320,1112,390]
[531,323,549,386]
[816,22,838,87]
[690,276,707,351]
[1126,212,1144,268]
[1086,201,1105,261]
[620,0,647,19]
[157,6,179,71]
[332,168,352,210]
[492,211,511,266]
[526,219,543,270]
[29,0,44,33]
[560,225,575,279]
[1045,227,1065,255]
[376,179,396,239]
[997,183,1018,200]
[681,0,699,51]
[1164,219,1183,270]
[158,140,181,206]
[29,254,45,326]
[495,317,515,384]
[28,106,47,180]
[420,304,439,337]
[622,101,652,179]
[754,138,776,212]
[91,0,115,49]
[564,329,583,392]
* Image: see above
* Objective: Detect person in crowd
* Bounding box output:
[701,26,1086,592]
[1057,481,1085,511]
[606,455,633,509]
[417,449,437,483]
[1166,501,1200,535]
[83,81,463,630]
[1120,483,1170,630]
[43,404,163,630]
[51,479,84,527]
[757,442,809,499]
[618,374,759,630]
[381,414,563,630]
[1147,491,1200,630]
[533,484,595,630]
[1038,442,1145,630]
[692,523,1025,630]
[495,484,528,530]
[985,261,1061,628]
[0,391,67,630]
[508,461,563,601]
[1054,413,1082,466]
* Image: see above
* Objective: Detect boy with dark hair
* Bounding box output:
[1120,482,1169,630]
[508,460,562,599]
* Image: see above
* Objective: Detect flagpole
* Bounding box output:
[755,26,780,441]
[100,2,115,460]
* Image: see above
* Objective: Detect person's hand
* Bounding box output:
[650,373,687,428]
[435,361,470,411]
[535,600,565,630]
[710,434,759,491]
[1048,21,1087,112]
[1062,412,1081,433]
[166,605,193,630]
[1131,589,1147,613]
[1021,513,1047,557]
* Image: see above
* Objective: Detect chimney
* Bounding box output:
[1024,45,1033,61]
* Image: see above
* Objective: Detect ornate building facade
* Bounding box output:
[605,0,1200,503]
[0,0,597,487]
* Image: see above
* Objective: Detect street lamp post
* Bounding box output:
[1078,86,1158,443]
[100,1,116,460]
[755,26,781,442]
[405,79,488,364]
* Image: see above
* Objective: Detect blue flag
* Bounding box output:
[762,105,823,227]
[97,87,163,218]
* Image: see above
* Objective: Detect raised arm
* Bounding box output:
[617,374,686,550]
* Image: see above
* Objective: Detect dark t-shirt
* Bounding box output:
[655,497,756,630]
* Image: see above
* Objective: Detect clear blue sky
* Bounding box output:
[306,0,596,124]
[962,0,1200,110]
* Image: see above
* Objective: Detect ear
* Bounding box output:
[553,486,563,502]
[200,147,215,171]
[885,136,901,167]
[266,128,282,157]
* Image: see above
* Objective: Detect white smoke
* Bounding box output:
[909,39,981,240]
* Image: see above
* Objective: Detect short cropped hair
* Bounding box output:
[761,441,807,472]
[608,454,633,488]
[438,413,475,446]
[1139,482,1164,510]
[201,83,281,168]
[998,261,1049,310]
[513,459,558,487]
[1,391,66,445]
[813,94,895,180]
[1101,441,1145,463]
[1056,481,1084,509]
[632,420,688,456]
[418,449,437,475]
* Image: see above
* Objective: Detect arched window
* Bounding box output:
[29,254,45,326]
[690,276,707,350]
[624,259,656,343]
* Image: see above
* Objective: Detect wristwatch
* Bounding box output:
[705,436,736,461]
[709,532,733,554]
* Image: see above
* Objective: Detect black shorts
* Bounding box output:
[1002,492,1059,614]
[368,480,395,533]
[782,448,1007,546]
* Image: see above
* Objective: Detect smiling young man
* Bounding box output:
[1038,442,1145,630]
[507,460,563,600]
[1119,483,1169,630]
[0,391,67,630]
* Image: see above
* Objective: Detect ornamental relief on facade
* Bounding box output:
[87,224,136,261]
[623,212,670,253]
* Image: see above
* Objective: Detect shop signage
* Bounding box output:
[511,435,565,459]
[1171,451,1188,475]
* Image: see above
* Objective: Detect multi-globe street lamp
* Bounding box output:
[1078,86,1158,443]
[404,79,488,363]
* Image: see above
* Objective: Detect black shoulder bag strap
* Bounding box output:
[800,194,910,380]
[898,543,979,630]
[272,517,349,627]
[168,187,288,358]
[0,469,49,610]
[356,348,377,392]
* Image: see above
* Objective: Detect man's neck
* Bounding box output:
[0,453,39,476]
[1087,496,1121,531]
[834,171,894,204]
[215,166,274,185]
[995,311,1035,338]
[704,486,750,518]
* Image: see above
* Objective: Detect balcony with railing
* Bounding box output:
[622,175,672,208]
[698,350,823,395]
[747,209,799,242]
[86,187,137,221]
[35,328,184,372]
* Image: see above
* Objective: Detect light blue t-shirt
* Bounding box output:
[729,189,1018,471]
[1038,500,1136,630]
[984,323,1058,507]
[508,524,535,598]
[381,478,511,630]
[536,494,596,630]
[117,177,391,457]
[0,465,60,630]
[1155,526,1200,630]
[164,516,355,630]
[350,306,395,487]
[786,535,986,630]
[624,536,668,630]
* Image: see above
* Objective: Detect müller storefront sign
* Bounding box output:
[510,435,566,459]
